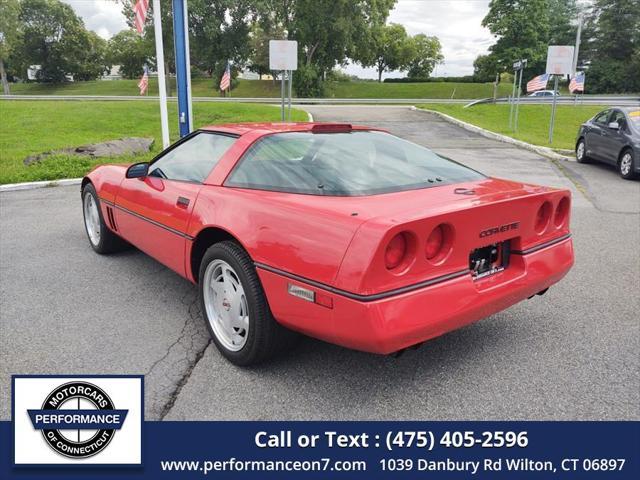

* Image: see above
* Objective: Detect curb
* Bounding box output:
[0,178,82,193]
[411,106,575,162]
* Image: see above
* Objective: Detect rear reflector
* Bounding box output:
[287,283,333,309]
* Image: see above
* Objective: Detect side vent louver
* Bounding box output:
[106,206,118,231]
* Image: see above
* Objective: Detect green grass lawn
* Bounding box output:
[8,78,514,99]
[418,103,606,150]
[0,100,307,184]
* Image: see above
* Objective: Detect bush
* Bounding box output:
[293,64,325,97]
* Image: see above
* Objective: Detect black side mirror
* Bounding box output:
[126,162,149,179]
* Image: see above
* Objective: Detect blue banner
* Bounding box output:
[2,421,639,479]
[27,410,128,430]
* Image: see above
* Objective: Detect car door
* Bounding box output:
[599,109,627,163]
[114,132,237,277]
[586,109,611,160]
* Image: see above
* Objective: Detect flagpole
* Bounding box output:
[152,0,170,149]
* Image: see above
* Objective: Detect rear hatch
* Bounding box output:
[334,178,572,295]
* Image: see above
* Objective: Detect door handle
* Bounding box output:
[176,196,190,208]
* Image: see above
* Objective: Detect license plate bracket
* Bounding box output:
[469,240,510,280]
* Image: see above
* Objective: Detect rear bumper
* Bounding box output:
[258,236,574,354]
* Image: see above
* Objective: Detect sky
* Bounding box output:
[62,0,494,78]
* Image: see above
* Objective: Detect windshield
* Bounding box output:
[225,131,484,196]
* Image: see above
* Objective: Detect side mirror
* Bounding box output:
[608,122,620,130]
[126,162,149,179]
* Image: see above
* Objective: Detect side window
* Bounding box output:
[594,110,610,125]
[611,110,626,128]
[148,132,236,182]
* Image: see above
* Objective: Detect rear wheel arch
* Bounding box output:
[190,227,250,282]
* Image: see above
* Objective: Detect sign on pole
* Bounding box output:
[509,58,526,131]
[546,45,575,75]
[269,40,298,122]
[545,46,574,144]
[269,40,298,71]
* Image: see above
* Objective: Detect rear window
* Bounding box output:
[225,131,484,196]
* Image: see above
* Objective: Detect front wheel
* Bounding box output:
[82,183,127,254]
[199,241,297,366]
[619,150,637,180]
[576,138,590,163]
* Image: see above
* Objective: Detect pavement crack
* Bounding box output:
[144,286,211,420]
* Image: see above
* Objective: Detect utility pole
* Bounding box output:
[572,13,583,76]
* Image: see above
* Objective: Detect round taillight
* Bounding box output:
[426,225,444,260]
[554,196,570,227]
[535,201,552,234]
[425,224,454,264]
[385,233,408,270]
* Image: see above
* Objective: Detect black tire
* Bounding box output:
[618,149,637,180]
[81,183,128,254]
[198,241,297,366]
[576,138,590,163]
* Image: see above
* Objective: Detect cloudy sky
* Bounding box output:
[62,0,494,77]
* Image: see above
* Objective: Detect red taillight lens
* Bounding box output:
[426,225,444,260]
[535,201,552,233]
[554,196,570,227]
[385,233,408,270]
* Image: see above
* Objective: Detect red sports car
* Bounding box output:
[82,122,574,365]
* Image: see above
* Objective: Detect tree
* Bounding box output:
[107,29,152,79]
[406,34,443,79]
[548,0,578,45]
[15,0,108,82]
[257,0,395,95]
[580,0,640,93]
[248,23,285,79]
[73,31,109,81]
[0,0,21,94]
[473,54,501,82]
[481,0,550,83]
[357,23,415,82]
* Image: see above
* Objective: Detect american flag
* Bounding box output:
[569,71,585,93]
[138,65,149,95]
[134,0,149,35]
[526,74,550,93]
[219,62,231,92]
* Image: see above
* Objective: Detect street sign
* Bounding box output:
[513,59,527,71]
[546,45,575,75]
[269,40,298,71]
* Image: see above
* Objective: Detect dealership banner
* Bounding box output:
[3,375,639,479]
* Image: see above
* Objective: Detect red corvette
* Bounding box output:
[82,122,574,365]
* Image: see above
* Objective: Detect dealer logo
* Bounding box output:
[13,375,142,466]
[28,381,128,459]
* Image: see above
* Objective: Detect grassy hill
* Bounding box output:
[0,100,307,184]
[418,103,605,150]
[7,78,513,99]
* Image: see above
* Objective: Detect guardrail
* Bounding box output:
[1,94,637,106]
[494,96,639,106]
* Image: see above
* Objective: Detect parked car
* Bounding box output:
[528,90,560,97]
[82,123,574,365]
[576,107,640,179]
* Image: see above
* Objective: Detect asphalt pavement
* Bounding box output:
[1,106,638,421]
